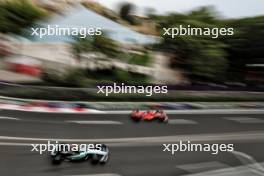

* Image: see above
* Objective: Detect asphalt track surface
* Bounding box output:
[0,109,264,176]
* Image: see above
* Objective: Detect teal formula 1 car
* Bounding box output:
[50,144,109,165]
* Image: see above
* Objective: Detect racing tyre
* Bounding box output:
[52,154,63,165]
[159,117,168,123]
[91,154,100,165]
[131,116,141,122]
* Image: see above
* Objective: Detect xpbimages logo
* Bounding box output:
[30,141,102,154]
[31,25,102,38]
[163,25,234,39]
[163,141,234,155]
[97,83,168,96]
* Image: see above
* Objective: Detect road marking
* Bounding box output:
[0,116,19,120]
[169,119,198,125]
[2,106,264,114]
[104,109,264,115]
[66,120,123,125]
[0,142,29,146]
[184,162,264,176]
[176,161,230,174]
[224,117,264,124]
[230,150,264,174]
[67,174,121,176]
[0,130,263,146]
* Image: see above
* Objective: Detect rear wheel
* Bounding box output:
[52,154,63,165]
[131,115,141,122]
[91,154,99,164]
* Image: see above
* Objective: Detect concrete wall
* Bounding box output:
[12,43,74,64]
[10,42,75,73]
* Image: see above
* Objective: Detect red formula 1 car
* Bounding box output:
[130,109,168,123]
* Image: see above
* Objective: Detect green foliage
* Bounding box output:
[120,51,152,66]
[43,67,150,88]
[71,34,151,66]
[119,3,137,25]
[71,36,94,59]
[152,6,264,84]
[222,16,264,82]
[153,6,228,83]
[0,0,46,35]
[63,69,87,87]
[84,68,149,85]
[113,69,149,84]
[71,34,119,59]
[93,34,120,57]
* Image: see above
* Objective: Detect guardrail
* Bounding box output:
[0,94,264,112]
[0,82,264,102]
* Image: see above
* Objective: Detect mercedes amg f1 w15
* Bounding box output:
[50,143,109,165]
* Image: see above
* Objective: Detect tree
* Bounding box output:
[119,3,136,25]
[152,6,229,83]
[145,7,157,18]
[93,34,119,57]
[71,36,94,60]
[151,6,264,84]
[0,0,46,35]
[71,34,119,60]
[222,16,264,82]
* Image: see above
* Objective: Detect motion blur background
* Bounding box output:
[0,1,264,176]
[0,0,263,101]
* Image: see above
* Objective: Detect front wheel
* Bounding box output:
[52,154,63,165]
[159,116,168,123]
[91,154,100,165]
